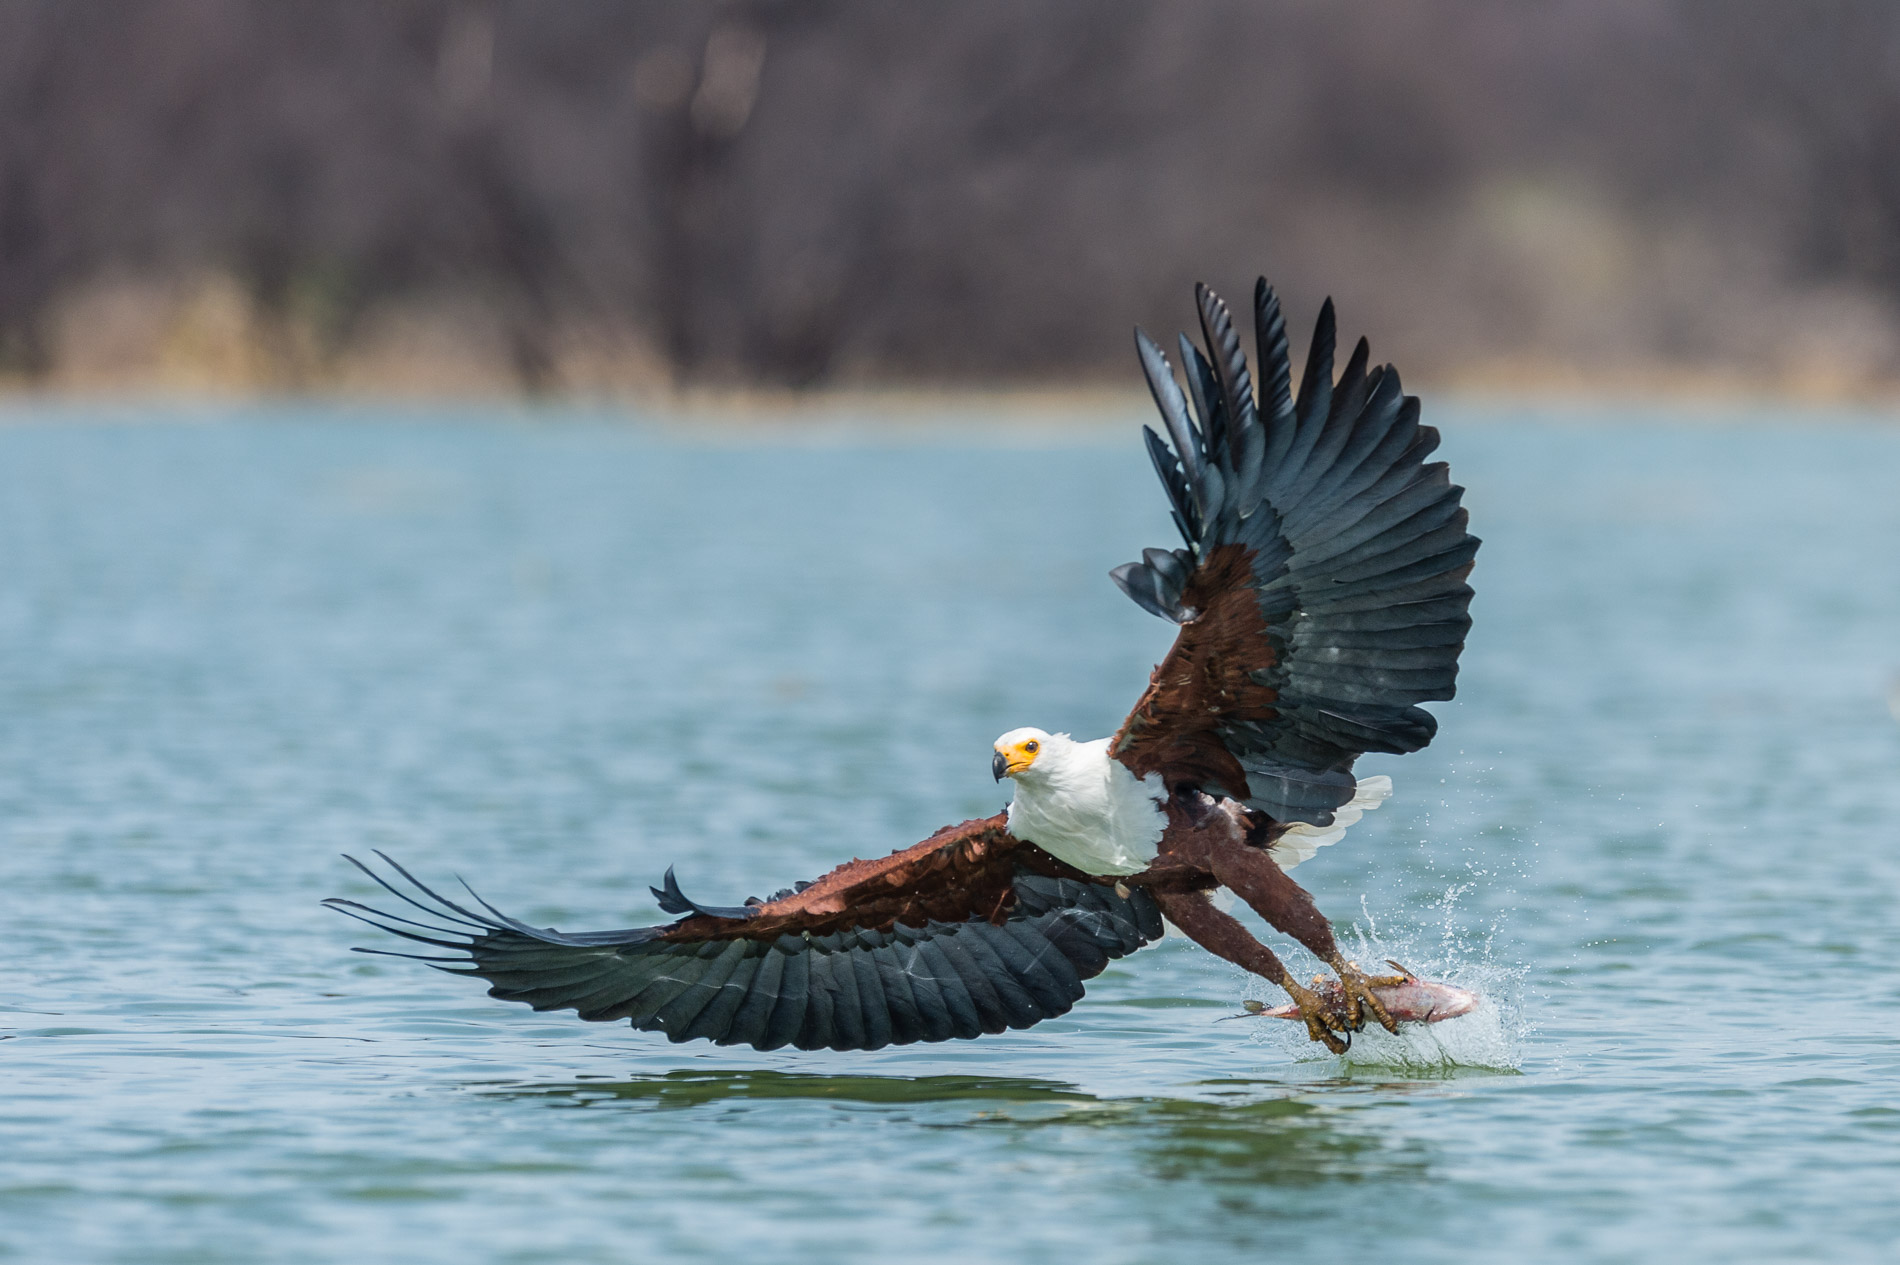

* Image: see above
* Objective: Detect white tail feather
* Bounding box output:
[1268,775,1391,870]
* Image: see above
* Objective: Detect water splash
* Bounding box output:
[1234,952,1525,1073]
[1332,997,1520,1073]
[1227,899,1529,1072]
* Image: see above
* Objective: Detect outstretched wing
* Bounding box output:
[1109,280,1478,826]
[324,815,1163,1053]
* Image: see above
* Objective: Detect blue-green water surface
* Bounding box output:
[3,406,1898,1263]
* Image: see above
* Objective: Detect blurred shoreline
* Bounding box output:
[10,269,1898,418]
[10,5,1900,412]
[5,378,1898,427]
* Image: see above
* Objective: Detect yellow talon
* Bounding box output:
[1281,977,1349,1053]
[1328,954,1400,1034]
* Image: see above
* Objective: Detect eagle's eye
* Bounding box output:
[1024,741,1039,754]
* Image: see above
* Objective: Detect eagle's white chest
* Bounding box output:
[1004,737,1168,876]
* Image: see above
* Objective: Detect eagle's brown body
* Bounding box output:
[656,801,1307,949]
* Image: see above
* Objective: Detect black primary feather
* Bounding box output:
[651,867,758,920]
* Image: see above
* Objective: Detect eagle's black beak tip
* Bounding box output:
[991,750,1008,782]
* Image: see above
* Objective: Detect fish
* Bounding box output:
[1227,961,1480,1026]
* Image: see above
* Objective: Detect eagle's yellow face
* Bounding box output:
[992,727,1050,781]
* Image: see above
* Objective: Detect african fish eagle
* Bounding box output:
[328,278,1478,1054]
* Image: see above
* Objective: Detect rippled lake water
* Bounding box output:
[3,404,1898,1263]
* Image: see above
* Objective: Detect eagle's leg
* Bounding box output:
[1198,838,1400,1036]
[1151,888,1349,1053]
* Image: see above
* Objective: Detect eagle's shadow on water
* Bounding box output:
[477,1069,1451,1190]
[484,1068,1097,1108]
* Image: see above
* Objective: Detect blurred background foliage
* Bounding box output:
[2,0,1898,397]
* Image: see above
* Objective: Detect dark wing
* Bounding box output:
[324,815,1163,1053]
[1109,280,1478,826]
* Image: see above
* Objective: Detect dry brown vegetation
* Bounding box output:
[3,0,1899,400]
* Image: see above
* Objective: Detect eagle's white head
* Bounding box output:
[991,727,1073,783]
[989,726,1165,876]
